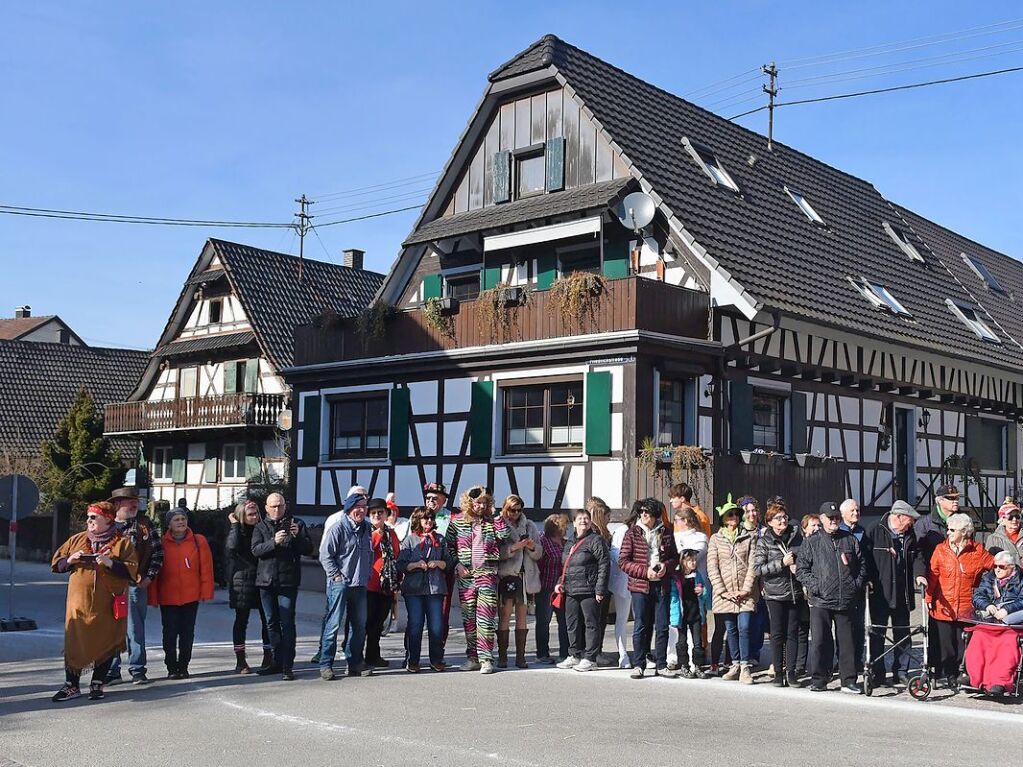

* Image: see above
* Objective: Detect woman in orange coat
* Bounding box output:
[149,508,214,679]
[926,512,992,689]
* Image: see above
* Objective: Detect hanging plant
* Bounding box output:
[355,301,396,348]
[476,282,531,342]
[638,437,712,499]
[422,297,455,339]
[549,271,607,327]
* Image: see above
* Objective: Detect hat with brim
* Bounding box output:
[890,500,921,520]
[937,484,959,500]
[108,487,139,503]
[818,501,840,518]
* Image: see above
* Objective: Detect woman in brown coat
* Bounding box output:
[706,495,759,684]
[51,502,138,702]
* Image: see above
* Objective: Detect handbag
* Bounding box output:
[112,592,129,620]
[499,575,523,598]
[551,538,586,610]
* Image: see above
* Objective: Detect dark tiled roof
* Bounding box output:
[0,339,148,456]
[514,36,1023,369]
[489,34,558,82]
[0,315,56,340]
[403,178,634,246]
[187,268,229,286]
[211,239,385,369]
[157,331,258,357]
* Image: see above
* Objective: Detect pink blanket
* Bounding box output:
[964,623,1022,692]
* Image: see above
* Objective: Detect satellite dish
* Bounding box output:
[615,192,656,232]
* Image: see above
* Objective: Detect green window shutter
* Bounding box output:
[493,150,511,203]
[171,444,187,484]
[224,361,239,394]
[729,380,754,452]
[602,238,629,279]
[790,391,808,454]
[483,264,502,290]
[585,371,612,456]
[469,380,494,459]
[300,395,321,466]
[546,137,565,192]
[389,387,411,459]
[536,253,557,290]
[245,440,263,482]
[203,442,218,483]
[422,274,443,301]
[244,358,260,393]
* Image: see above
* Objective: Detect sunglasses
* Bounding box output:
[421,515,436,522]
[1005,514,1021,521]
[468,487,491,500]
[86,514,103,522]
[508,505,523,513]
[995,564,1015,569]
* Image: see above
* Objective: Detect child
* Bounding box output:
[670,549,711,679]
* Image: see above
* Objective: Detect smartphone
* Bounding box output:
[78,553,98,561]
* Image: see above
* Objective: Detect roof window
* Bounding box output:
[946,299,1000,343]
[883,222,924,263]
[849,277,911,316]
[682,138,739,193]
[785,187,824,225]
[961,253,1004,294]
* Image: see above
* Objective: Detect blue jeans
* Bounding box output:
[535,587,569,659]
[260,586,298,671]
[318,578,367,670]
[749,597,768,665]
[109,583,148,676]
[723,611,752,664]
[630,581,670,669]
[403,593,444,666]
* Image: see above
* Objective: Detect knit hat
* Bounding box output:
[164,508,188,527]
[716,493,739,519]
[997,498,1020,520]
[890,500,920,520]
[343,493,368,513]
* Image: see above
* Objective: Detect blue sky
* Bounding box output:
[2,1,1021,349]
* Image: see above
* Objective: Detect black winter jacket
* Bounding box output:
[226,522,261,609]
[914,509,948,565]
[796,528,864,610]
[252,517,314,589]
[562,530,610,597]
[864,515,925,610]
[753,525,805,603]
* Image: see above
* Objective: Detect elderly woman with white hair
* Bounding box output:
[925,512,993,689]
[973,551,1023,625]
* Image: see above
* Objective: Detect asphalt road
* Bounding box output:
[2,561,1021,767]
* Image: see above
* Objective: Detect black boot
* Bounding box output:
[497,629,510,669]
[257,649,275,673]
[257,650,282,676]
[234,650,252,675]
[515,629,529,669]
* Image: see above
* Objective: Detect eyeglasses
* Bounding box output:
[994,564,1015,569]
[508,505,523,513]
[1006,515,1021,521]
[421,515,436,523]
[468,487,491,500]
[86,514,102,522]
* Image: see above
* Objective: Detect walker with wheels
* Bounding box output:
[862,584,932,700]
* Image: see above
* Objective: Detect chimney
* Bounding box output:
[14,305,31,319]
[342,249,365,270]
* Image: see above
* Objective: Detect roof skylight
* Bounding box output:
[961,252,1004,294]
[682,138,739,193]
[785,187,824,225]
[883,222,925,263]
[850,277,911,316]
[946,299,1000,343]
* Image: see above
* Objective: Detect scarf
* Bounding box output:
[420,532,440,552]
[721,526,739,543]
[87,526,118,550]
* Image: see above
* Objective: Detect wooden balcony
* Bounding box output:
[104,393,287,435]
[294,275,710,366]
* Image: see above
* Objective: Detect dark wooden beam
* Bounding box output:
[876,381,896,393]
[780,362,799,377]
[840,374,856,387]
[857,378,874,391]
[819,370,836,384]
[917,389,933,400]
[898,385,916,396]
[939,393,955,404]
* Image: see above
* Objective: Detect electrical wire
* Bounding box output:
[310,171,439,201]
[311,186,434,215]
[313,204,423,229]
[728,64,1023,120]
[682,68,763,100]
[0,204,292,228]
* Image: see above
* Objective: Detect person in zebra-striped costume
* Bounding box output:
[445,486,510,674]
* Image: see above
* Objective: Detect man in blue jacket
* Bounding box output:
[317,492,373,680]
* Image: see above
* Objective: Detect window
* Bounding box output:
[682,138,739,193]
[962,253,1004,294]
[503,380,584,453]
[221,443,245,481]
[208,299,223,324]
[178,367,198,399]
[967,416,1006,471]
[752,392,785,452]
[657,377,686,446]
[947,299,1000,343]
[883,222,924,263]
[849,277,911,316]
[785,187,825,225]
[445,272,481,302]
[329,395,389,459]
[558,244,600,276]
[515,151,546,199]
[152,447,172,481]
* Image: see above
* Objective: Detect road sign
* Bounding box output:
[0,474,40,629]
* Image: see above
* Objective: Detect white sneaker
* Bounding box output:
[574,659,595,672]
[480,660,495,675]
[459,659,481,672]
[557,656,580,669]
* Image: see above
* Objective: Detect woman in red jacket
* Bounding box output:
[926,512,992,690]
[364,498,401,668]
[149,509,214,679]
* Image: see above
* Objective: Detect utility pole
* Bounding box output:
[293,194,314,283]
[762,62,779,151]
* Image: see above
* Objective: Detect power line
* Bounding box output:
[311,171,439,201]
[728,64,1023,120]
[314,204,423,229]
[0,204,292,228]
[311,187,434,216]
[682,67,762,99]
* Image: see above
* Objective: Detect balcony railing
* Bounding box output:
[294,276,710,366]
[104,393,286,435]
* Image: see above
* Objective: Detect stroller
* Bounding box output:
[863,584,934,700]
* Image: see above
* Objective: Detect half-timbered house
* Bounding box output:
[104,239,383,510]
[283,35,1022,522]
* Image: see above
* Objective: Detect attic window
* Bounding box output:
[785,187,824,225]
[962,253,1004,293]
[849,277,911,316]
[883,222,924,263]
[514,145,546,199]
[208,299,223,324]
[682,138,739,193]
[946,299,1000,343]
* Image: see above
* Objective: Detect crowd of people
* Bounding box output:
[49,481,1023,703]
